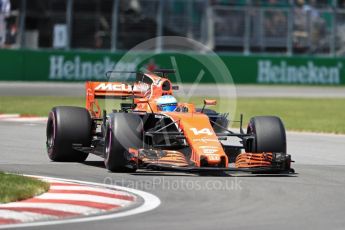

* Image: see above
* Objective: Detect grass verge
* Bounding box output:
[0,96,344,134]
[0,172,50,203]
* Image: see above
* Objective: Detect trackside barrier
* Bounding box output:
[0,49,344,85]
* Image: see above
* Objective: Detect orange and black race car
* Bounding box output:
[46,69,294,174]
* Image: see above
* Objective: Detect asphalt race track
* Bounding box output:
[0,120,345,230]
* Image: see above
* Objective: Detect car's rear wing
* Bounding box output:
[86,81,148,98]
[85,81,149,117]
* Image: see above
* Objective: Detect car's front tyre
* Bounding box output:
[104,113,143,172]
[245,116,286,153]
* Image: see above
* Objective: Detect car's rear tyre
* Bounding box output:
[104,113,143,172]
[245,116,286,153]
[46,106,91,162]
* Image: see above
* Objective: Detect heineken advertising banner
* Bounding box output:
[0,49,344,85]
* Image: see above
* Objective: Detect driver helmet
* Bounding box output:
[157,95,178,112]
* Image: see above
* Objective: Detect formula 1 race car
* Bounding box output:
[46,69,294,174]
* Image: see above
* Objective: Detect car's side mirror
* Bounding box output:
[200,99,217,113]
[204,99,217,106]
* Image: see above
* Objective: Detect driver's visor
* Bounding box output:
[158,103,177,111]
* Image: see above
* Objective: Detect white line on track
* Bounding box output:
[0,114,20,119]
[0,175,161,229]
[287,131,345,137]
[0,117,47,122]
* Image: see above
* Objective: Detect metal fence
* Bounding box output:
[2,0,345,56]
[212,5,342,55]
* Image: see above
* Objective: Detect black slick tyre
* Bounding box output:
[104,113,143,172]
[246,116,286,153]
[46,106,91,162]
